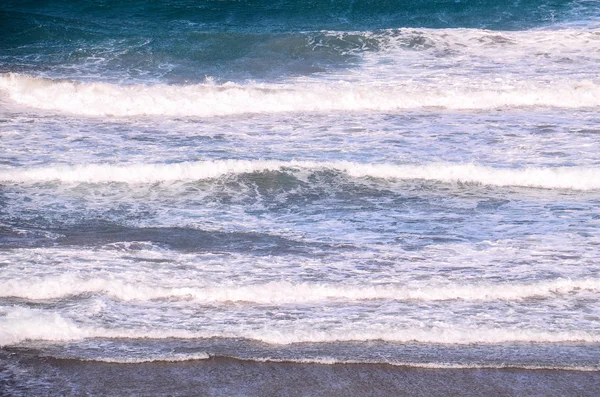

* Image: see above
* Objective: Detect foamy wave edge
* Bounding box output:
[2,160,599,190]
[66,355,600,371]
[78,352,210,364]
[1,73,599,116]
[237,356,600,372]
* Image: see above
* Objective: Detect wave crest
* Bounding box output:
[2,160,599,190]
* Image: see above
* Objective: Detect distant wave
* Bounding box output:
[2,276,598,303]
[2,160,600,190]
[1,73,599,116]
[2,306,599,346]
[331,27,600,58]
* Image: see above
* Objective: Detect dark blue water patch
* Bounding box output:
[0,0,584,33]
[0,220,341,255]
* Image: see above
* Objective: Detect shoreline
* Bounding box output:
[3,352,600,396]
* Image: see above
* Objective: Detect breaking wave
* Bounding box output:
[0,307,87,346]
[2,160,599,190]
[1,73,599,116]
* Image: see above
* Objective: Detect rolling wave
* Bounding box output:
[2,160,599,190]
[1,276,598,303]
[1,73,599,116]
[2,306,599,346]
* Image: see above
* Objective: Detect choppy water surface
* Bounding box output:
[1,1,600,394]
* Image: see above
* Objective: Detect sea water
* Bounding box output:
[1,0,600,395]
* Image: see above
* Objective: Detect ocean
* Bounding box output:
[1,0,600,395]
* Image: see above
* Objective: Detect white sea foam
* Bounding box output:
[1,276,598,303]
[0,307,89,346]
[400,27,600,52]
[1,160,599,190]
[1,73,599,117]
[358,27,600,68]
[222,328,600,345]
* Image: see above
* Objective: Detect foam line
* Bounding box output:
[79,353,210,364]
[234,356,600,372]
